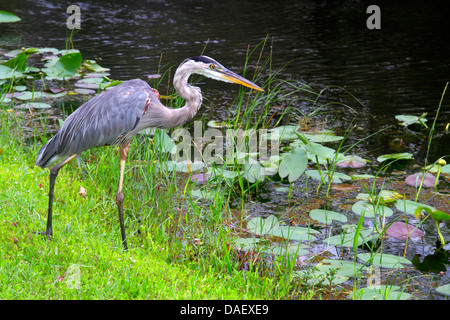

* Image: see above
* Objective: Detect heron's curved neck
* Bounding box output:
[171,65,202,126]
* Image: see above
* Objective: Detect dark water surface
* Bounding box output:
[1,0,450,298]
[2,0,450,158]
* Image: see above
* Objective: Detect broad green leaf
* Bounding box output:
[395,114,427,127]
[323,228,375,247]
[43,52,82,79]
[14,102,52,109]
[352,201,393,218]
[356,285,412,300]
[358,253,412,269]
[377,152,413,163]
[395,200,435,216]
[0,11,21,23]
[306,170,351,184]
[243,161,264,183]
[0,65,23,79]
[247,215,279,235]
[278,148,307,182]
[232,237,261,251]
[271,225,319,241]
[436,283,450,297]
[266,242,309,257]
[309,209,347,224]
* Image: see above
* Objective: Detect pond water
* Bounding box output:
[1,0,449,299]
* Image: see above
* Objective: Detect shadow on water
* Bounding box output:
[1,0,449,299]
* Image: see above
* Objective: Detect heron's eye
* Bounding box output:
[209,64,215,70]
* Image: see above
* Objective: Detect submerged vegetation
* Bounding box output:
[0,37,449,300]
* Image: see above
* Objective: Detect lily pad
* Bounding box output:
[323,228,375,247]
[336,155,367,168]
[309,209,348,225]
[405,172,438,187]
[395,114,427,127]
[0,65,23,79]
[352,201,393,218]
[358,253,412,269]
[436,283,450,297]
[356,285,412,300]
[385,221,424,241]
[271,225,319,241]
[278,147,307,182]
[14,102,52,109]
[395,199,435,216]
[306,170,352,184]
[247,215,279,235]
[377,152,413,163]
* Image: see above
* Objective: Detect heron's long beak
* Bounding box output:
[221,69,264,92]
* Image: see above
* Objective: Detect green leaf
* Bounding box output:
[323,228,375,247]
[306,170,351,184]
[14,102,52,109]
[0,11,21,23]
[270,225,319,241]
[395,200,435,216]
[0,65,23,79]
[246,215,279,235]
[309,209,348,224]
[356,285,412,300]
[243,161,264,183]
[395,114,428,127]
[278,148,307,182]
[358,253,412,269]
[436,283,450,297]
[43,52,82,79]
[377,152,413,163]
[352,201,393,218]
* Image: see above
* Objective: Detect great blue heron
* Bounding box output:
[35,55,263,250]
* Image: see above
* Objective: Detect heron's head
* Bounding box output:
[179,55,264,92]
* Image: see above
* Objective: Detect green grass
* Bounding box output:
[0,111,286,299]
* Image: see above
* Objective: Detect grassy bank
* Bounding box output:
[0,109,289,299]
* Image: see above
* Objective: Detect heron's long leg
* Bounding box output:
[116,142,131,250]
[38,154,78,239]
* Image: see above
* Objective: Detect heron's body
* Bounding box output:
[35,55,263,250]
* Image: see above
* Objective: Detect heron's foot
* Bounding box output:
[32,230,53,240]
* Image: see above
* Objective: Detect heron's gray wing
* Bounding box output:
[36,79,155,167]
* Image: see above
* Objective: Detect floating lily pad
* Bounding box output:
[74,88,96,95]
[271,225,319,241]
[15,91,45,101]
[14,102,51,109]
[306,170,351,184]
[323,228,375,247]
[243,161,264,183]
[405,172,438,187]
[303,131,344,143]
[395,199,435,216]
[336,155,367,168]
[436,283,450,297]
[247,215,279,235]
[352,201,393,218]
[377,152,413,163]
[0,65,23,79]
[266,242,309,257]
[385,221,424,241]
[294,269,349,286]
[309,209,348,224]
[358,253,412,269]
[232,237,261,251]
[356,190,402,204]
[278,147,307,182]
[395,114,427,127]
[356,285,412,300]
